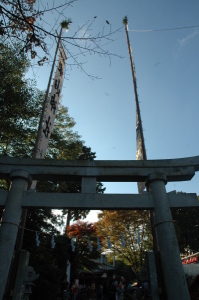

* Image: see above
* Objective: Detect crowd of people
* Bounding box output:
[61,280,104,300]
[61,276,148,299]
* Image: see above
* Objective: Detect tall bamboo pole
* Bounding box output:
[123,17,166,299]
[123,19,147,162]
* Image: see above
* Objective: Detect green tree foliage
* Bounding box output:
[0,42,44,157]
[0,42,81,160]
[96,210,152,273]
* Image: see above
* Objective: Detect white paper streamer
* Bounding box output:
[97,237,101,251]
[121,234,125,247]
[71,239,75,252]
[137,229,141,245]
[88,238,93,252]
[51,235,56,249]
[108,236,112,248]
[36,232,40,247]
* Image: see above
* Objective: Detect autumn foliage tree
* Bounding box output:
[66,220,101,280]
[96,210,152,273]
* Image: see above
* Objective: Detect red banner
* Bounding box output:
[182,257,198,264]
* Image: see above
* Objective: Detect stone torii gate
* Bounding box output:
[0,156,199,300]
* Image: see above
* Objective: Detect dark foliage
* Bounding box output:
[172,203,199,253]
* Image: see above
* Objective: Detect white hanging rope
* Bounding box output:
[127,24,199,33]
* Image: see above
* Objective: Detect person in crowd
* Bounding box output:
[72,283,78,300]
[98,284,103,300]
[86,284,92,300]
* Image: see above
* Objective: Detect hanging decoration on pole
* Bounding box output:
[108,236,112,249]
[51,235,56,249]
[71,239,75,252]
[31,29,67,190]
[121,234,125,247]
[97,237,101,251]
[66,261,71,284]
[36,232,40,247]
[88,238,93,252]
[137,229,141,246]
[35,43,67,159]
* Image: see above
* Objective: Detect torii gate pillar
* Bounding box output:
[146,173,190,300]
[0,170,31,300]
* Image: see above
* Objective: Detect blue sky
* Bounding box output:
[28,0,199,205]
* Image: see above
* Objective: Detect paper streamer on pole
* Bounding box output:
[97,237,101,251]
[137,229,141,246]
[66,260,71,284]
[36,232,40,247]
[121,234,125,247]
[71,239,75,252]
[51,235,56,249]
[36,44,66,158]
[88,238,93,252]
[108,236,112,248]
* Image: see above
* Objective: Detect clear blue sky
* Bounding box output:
[28,0,199,203]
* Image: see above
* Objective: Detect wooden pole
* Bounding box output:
[124,22,147,160]
[123,18,165,299]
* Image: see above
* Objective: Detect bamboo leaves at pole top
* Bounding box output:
[122,16,128,25]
